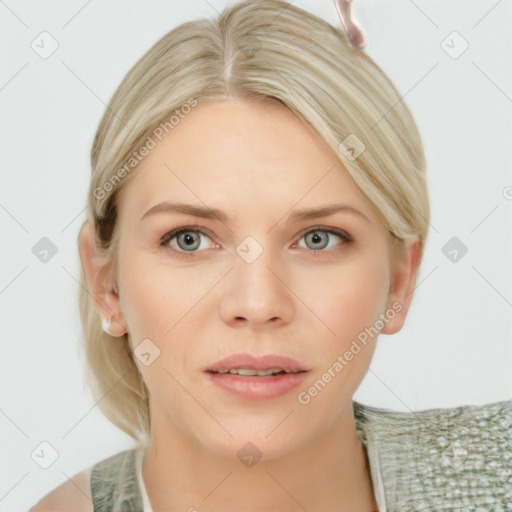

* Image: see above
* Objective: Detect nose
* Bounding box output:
[219,245,294,329]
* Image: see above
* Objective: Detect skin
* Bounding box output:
[78,98,421,511]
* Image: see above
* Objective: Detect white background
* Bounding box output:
[1,0,511,510]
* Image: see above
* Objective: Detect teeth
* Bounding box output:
[229,368,282,376]
[215,368,300,376]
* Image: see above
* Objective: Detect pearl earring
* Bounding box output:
[102,316,114,336]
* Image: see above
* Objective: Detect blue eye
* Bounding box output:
[159,226,353,259]
[160,228,216,256]
[299,229,351,251]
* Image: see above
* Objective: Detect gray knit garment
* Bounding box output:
[90,398,512,511]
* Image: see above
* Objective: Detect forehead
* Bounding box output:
[117,98,379,224]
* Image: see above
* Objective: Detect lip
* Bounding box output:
[204,353,309,400]
[206,353,308,373]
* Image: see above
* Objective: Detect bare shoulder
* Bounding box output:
[29,466,94,512]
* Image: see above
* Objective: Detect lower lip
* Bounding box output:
[204,371,308,400]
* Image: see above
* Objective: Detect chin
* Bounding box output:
[192,419,308,465]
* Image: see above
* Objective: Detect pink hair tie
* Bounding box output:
[334,0,367,50]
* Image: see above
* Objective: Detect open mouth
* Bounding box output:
[204,353,309,399]
[208,368,304,377]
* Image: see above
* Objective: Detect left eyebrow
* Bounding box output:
[140,201,371,224]
[287,203,371,224]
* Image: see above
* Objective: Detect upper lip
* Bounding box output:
[206,353,308,373]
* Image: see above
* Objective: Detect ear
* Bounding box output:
[380,236,422,335]
[77,221,127,337]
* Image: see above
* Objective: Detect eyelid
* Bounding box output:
[159,224,353,258]
[159,226,217,251]
[294,225,353,244]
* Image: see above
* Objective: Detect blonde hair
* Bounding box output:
[78,0,430,446]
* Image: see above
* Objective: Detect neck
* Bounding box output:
[142,405,379,512]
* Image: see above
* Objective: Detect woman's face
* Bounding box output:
[112,98,406,459]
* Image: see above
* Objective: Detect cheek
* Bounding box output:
[315,258,390,348]
[120,274,167,337]
[118,251,214,385]
[118,248,197,336]
[303,263,389,407]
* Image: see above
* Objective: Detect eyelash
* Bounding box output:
[159,225,353,260]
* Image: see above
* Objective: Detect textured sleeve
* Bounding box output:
[354,398,512,511]
[90,449,144,512]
